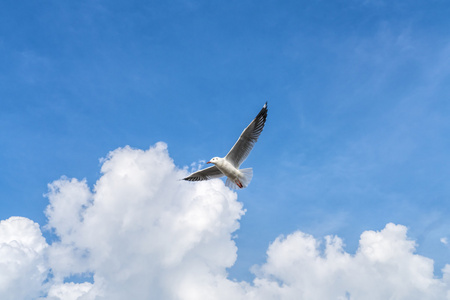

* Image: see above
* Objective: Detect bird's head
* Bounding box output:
[207,157,220,164]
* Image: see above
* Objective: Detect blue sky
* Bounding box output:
[2,0,450,289]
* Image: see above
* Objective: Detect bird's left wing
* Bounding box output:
[182,165,224,181]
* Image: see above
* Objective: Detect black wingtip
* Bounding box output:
[257,102,268,120]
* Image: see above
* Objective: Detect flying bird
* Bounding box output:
[183,102,268,189]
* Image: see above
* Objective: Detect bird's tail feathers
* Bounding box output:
[225,168,253,189]
[239,168,253,188]
[225,178,240,189]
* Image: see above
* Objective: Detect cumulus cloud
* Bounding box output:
[1,142,450,299]
[0,217,48,299]
[43,142,244,300]
[46,282,96,300]
[252,224,450,300]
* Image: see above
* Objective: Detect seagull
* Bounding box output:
[183,102,268,189]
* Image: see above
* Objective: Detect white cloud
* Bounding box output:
[44,142,244,299]
[251,223,449,300]
[0,217,48,299]
[1,142,450,299]
[46,282,96,300]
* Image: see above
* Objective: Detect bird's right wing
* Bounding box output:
[225,102,268,168]
[182,165,224,181]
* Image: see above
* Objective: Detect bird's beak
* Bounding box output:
[207,161,211,164]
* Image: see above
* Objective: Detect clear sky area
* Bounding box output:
[1,1,450,299]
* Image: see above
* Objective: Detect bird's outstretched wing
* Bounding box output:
[182,165,224,181]
[225,102,268,168]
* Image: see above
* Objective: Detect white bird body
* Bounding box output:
[183,102,267,189]
[210,157,239,180]
[207,157,252,189]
